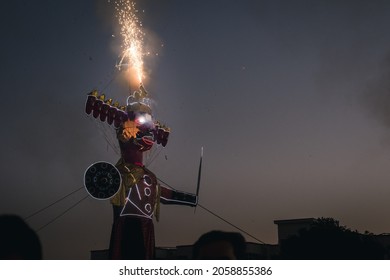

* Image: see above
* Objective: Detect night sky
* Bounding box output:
[1,0,390,259]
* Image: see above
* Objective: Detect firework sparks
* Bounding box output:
[114,0,145,85]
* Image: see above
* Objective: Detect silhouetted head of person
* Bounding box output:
[193,230,246,259]
[0,215,42,259]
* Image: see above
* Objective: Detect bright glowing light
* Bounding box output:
[137,115,146,124]
[114,0,145,84]
[135,114,153,126]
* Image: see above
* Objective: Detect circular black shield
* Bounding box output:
[84,161,121,200]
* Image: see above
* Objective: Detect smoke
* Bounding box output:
[361,53,390,128]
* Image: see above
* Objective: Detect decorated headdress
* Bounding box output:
[85,85,170,147]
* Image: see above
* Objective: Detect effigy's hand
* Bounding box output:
[160,185,197,207]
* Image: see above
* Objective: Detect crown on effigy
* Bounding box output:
[85,85,171,146]
[126,84,152,115]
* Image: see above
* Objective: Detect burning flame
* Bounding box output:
[114,0,145,85]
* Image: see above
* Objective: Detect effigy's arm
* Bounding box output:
[159,185,197,207]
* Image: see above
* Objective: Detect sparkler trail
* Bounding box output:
[114,0,145,85]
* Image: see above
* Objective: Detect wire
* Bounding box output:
[156,178,265,244]
[100,68,119,92]
[99,123,120,155]
[92,118,120,155]
[36,195,89,233]
[24,187,84,221]
[145,145,163,167]
[23,157,264,243]
[197,204,265,244]
[144,145,158,166]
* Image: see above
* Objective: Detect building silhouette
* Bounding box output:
[91,217,390,259]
